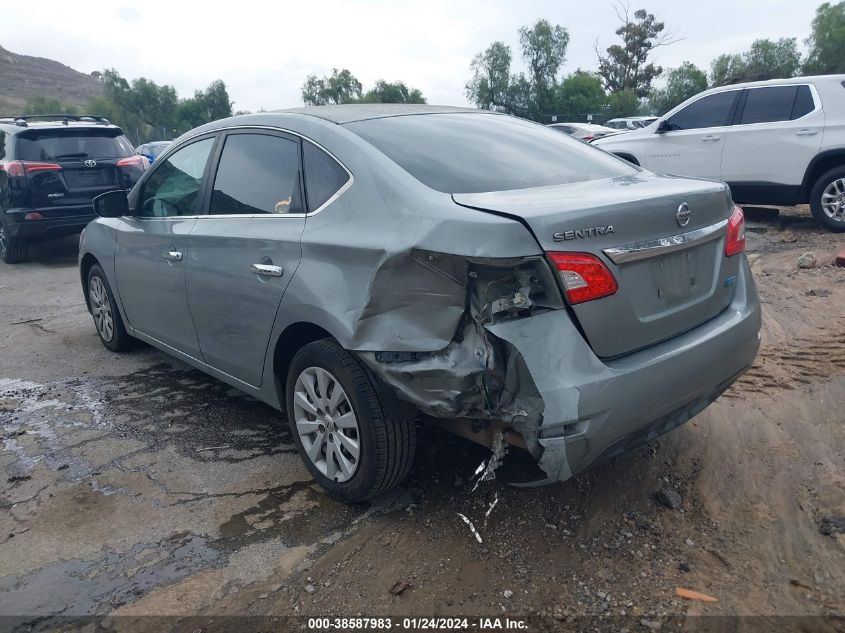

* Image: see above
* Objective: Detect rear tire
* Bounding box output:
[809,166,845,232]
[285,339,415,502]
[0,222,29,264]
[87,264,134,352]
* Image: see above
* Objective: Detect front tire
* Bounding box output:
[286,340,415,502]
[809,166,845,232]
[87,264,134,352]
[0,222,29,264]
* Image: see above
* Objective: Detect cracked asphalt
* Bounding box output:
[1,213,844,630]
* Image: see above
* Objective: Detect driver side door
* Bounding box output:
[115,134,217,356]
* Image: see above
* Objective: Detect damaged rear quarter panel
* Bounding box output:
[257,116,543,405]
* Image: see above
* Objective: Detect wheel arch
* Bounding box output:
[803,149,845,192]
[613,152,641,166]
[79,252,100,312]
[272,321,335,407]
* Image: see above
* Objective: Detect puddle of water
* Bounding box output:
[0,532,222,616]
[215,480,369,551]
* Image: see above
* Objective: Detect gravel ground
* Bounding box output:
[1,208,843,632]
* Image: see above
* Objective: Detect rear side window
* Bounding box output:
[209,133,303,215]
[17,129,134,161]
[740,86,798,124]
[790,85,815,119]
[303,141,349,211]
[666,91,739,131]
[345,113,635,194]
[138,137,214,217]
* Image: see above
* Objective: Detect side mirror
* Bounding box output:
[93,190,130,218]
[656,119,670,134]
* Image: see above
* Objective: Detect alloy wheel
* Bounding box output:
[89,276,114,342]
[821,178,845,222]
[292,366,360,483]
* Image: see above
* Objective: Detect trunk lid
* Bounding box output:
[453,172,741,358]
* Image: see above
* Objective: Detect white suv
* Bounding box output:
[594,75,845,231]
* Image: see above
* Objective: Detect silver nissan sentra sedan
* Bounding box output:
[79,105,761,501]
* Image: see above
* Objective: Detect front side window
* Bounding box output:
[209,133,303,215]
[346,113,635,194]
[138,137,214,217]
[303,140,349,211]
[740,86,798,124]
[665,91,739,131]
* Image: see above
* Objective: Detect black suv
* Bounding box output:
[0,115,147,263]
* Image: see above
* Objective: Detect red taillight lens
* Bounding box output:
[117,155,149,169]
[547,252,618,305]
[725,204,746,257]
[0,161,61,176]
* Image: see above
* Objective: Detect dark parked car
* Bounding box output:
[0,114,148,263]
[80,105,761,501]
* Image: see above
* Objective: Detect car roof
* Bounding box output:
[702,74,845,93]
[275,104,492,124]
[0,118,122,134]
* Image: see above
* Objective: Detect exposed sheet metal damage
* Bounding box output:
[355,248,576,482]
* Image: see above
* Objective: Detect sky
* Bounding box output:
[0,0,821,112]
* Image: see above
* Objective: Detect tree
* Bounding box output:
[465,41,515,111]
[710,39,801,86]
[179,80,233,130]
[710,53,747,86]
[466,19,569,120]
[23,95,78,115]
[301,69,363,105]
[596,5,677,97]
[554,71,605,121]
[649,61,707,114]
[804,1,845,74]
[360,80,426,104]
[518,20,569,117]
[85,69,232,145]
[743,38,801,82]
[606,89,640,119]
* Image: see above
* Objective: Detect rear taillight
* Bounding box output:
[725,204,746,257]
[116,155,149,169]
[0,161,61,177]
[547,252,618,305]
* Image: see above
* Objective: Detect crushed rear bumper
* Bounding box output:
[488,257,761,479]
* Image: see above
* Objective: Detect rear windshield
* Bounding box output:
[17,129,134,161]
[345,113,636,194]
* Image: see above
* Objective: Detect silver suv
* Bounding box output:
[80,105,761,501]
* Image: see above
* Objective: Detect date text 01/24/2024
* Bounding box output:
[307,617,529,630]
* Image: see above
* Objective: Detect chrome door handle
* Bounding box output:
[701,135,721,142]
[164,250,183,262]
[250,263,283,277]
[796,129,818,136]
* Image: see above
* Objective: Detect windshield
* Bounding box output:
[345,113,636,194]
[17,129,134,161]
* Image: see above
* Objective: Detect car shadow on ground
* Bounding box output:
[23,234,81,268]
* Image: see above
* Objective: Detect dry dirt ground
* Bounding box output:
[1,207,844,632]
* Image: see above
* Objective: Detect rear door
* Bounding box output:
[115,135,216,356]
[721,84,823,187]
[186,130,306,387]
[646,90,741,179]
[16,127,144,212]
